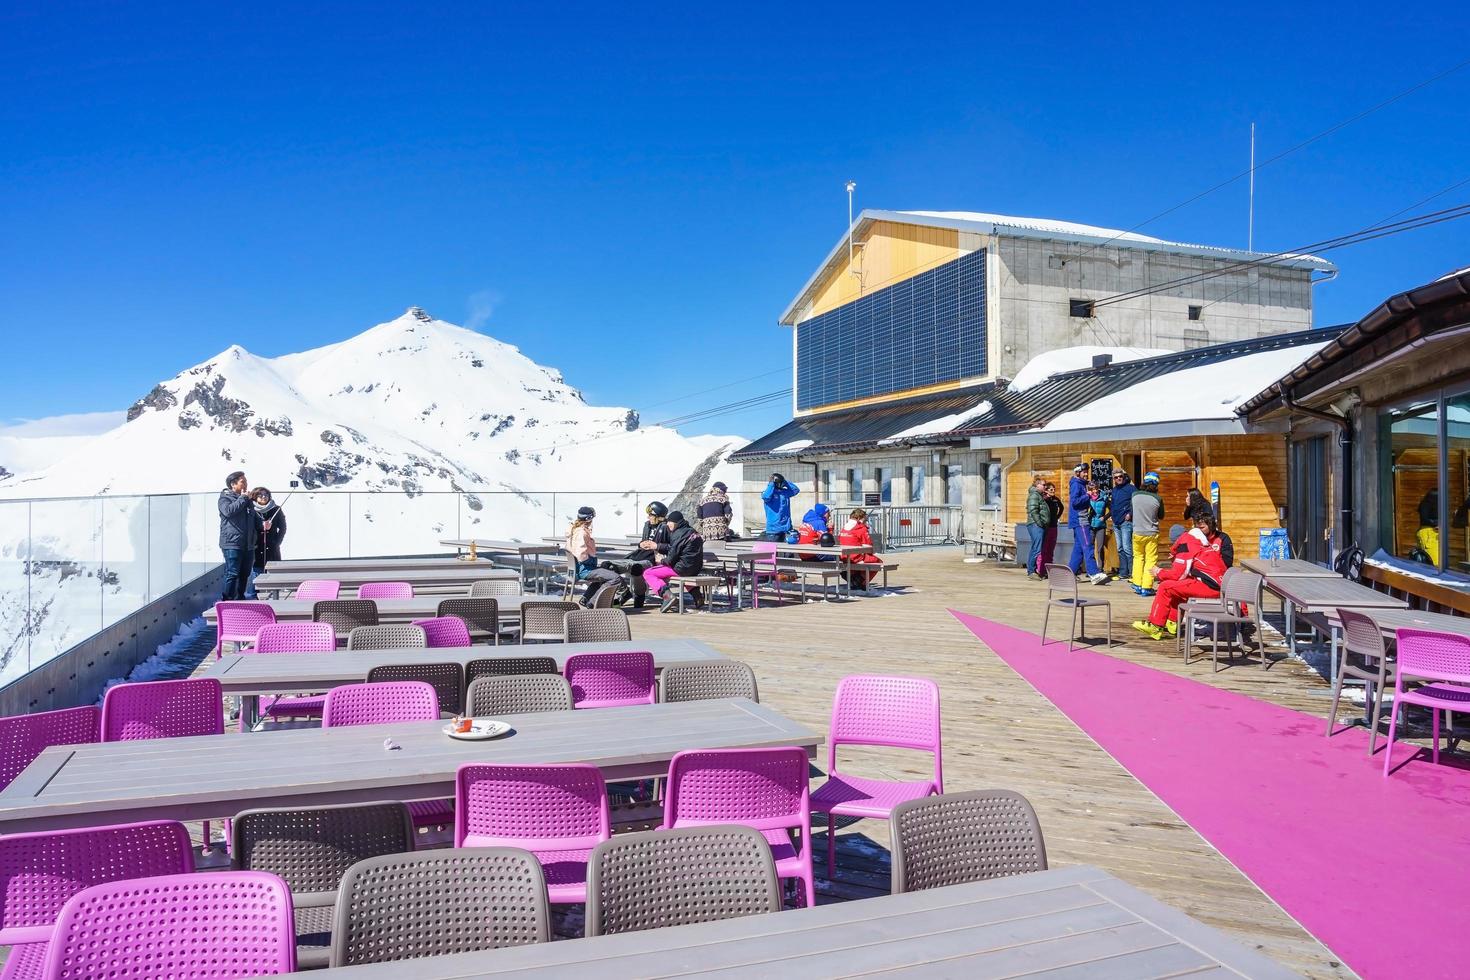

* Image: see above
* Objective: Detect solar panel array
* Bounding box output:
[796,249,987,412]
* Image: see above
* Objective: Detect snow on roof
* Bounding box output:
[770,439,814,454]
[900,211,1178,247]
[1006,347,1172,394]
[1032,342,1329,433]
[878,404,991,445]
[1437,265,1470,282]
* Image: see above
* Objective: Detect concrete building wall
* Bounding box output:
[990,237,1315,381]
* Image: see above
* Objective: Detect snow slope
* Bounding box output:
[0,307,745,685]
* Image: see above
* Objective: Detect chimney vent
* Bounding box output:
[1092,354,1114,370]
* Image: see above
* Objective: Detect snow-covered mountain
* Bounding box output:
[0,308,745,684]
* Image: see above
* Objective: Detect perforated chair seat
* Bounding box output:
[1,941,46,979]
[811,772,939,820]
[465,674,574,715]
[263,695,326,720]
[293,905,335,969]
[890,790,1047,894]
[407,799,455,823]
[533,846,594,904]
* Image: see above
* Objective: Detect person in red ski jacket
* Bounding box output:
[838,508,883,588]
[1132,513,1227,640]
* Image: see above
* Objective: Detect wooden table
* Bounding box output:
[203,595,530,634]
[253,566,520,599]
[1239,558,1340,579]
[1265,576,1407,677]
[440,539,564,593]
[730,545,875,608]
[202,639,728,729]
[301,864,1297,979]
[254,556,503,574]
[0,699,817,835]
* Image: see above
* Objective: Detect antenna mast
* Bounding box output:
[1248,123,1256,252]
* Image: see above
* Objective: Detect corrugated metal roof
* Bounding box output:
[731,328,1346,461]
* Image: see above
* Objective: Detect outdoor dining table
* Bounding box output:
[440,539,564,593]
[252,565,520,599]
[1320,606,1470,724]
[202,595,530,635]
[201,638,729,730]
[1239,557,1341,579]
[252,556,502,574]
[0,699,818,835]
[729,543,874,608]
[1263,576,1407,679]
[298,864,1295,979]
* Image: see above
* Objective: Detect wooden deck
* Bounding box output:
[625,548,1350,979]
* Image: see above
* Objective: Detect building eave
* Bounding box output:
[969,418,1248,450]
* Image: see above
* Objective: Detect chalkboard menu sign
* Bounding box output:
[1089,458,1114,486]
[863,492,882,507]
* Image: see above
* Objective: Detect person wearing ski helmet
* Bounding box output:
[622,500,673,609]
[565,506,621,607]
[644,510,706,612]
[760,472,800,542]
[1130,472,1165,595]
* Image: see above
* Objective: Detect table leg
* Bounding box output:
[242,695,261,733]
[1285,599,1297,659]
[1330,626,1340,695]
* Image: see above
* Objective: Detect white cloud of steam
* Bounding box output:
[465,290,502,332]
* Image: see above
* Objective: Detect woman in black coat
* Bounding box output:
[251,487,287,570]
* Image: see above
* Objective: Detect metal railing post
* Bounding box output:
[347,492,353,558]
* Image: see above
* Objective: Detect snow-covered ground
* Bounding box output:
[0,307,746,686]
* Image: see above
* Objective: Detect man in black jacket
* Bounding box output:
[619,501,672,609]
[646,511,705,613]
[218,471,258,602]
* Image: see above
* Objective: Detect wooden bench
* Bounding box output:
[1361,563,1470,617]
[667,574,728,613]
[776,560,852,602]
[967,520,1016,561]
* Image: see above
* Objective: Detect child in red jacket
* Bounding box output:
[1132,513,1227,640]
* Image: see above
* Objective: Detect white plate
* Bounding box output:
[443,719,512,741]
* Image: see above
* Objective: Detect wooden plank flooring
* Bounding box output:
[625,549,1352,979]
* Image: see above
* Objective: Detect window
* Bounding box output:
[944,464,963,506]
[907,465,925,503]
[822,469,834,501]
[877,467,893,504]
[1188,305,1203,321]
[1069,298,1094,318]
[1382,393,1470,572]
[847,468,863,502]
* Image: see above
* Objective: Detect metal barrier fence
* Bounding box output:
[869,506,963,549]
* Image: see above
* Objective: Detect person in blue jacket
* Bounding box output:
[803,503,832,534]
[1067,463,1107,584]
[761,473,800,541]
[1109,470,1136,581]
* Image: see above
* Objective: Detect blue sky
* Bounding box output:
[3,2,1467,440]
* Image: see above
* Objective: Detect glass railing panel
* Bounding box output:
[147,494,187,600]
[101,495,150,626]
[348,491,461,557]
[0,500,31,684]
[264,492,350,560]
[25,497,104,676]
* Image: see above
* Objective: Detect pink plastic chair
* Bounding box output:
[0,706,99,792]
[563,652,656,709]
[748,542,783,608]
[252,622,338,728]
[0,820,194,976]
[321,681,439,728]
[212,601,277,658]
[411,616,474,649]
[1382,628,1470,777]
[455,763,610,904]
[101,678,226,854]
[39,870,296,978]
[358,581,412,599]
[663,747,814,907]
[294,579,340,601]
[809,675,943,876]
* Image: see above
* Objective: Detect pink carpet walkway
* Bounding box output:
[951,610,1470,980]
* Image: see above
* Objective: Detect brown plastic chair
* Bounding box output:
[465,674,574,715]
[890,790,1047,894]
[563,608,631,644]
[346,624,427,651]
[1175,566,1241,657]
[1326,609,1396,753]
[468,579,521,598]
[589,581,619,609]
[465,656,560,684]
[367,663,464,716]
[519,600,579,644]
[437,597,502,646]
[329,847,549,967]
[313,599,378,635]
[585,826,781,937]
[660,661,759,703]
[1182,570,1267,671]
[1039,565,1111,651]
[231,801,415,969]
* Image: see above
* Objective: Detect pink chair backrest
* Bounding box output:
[40,870,295,978]
[0,706,99,792]
[100,679,225,742]
[254,622,337,654]
[829,675,942,788]
[563,652,656,708]
[358,581,412,600]
[411,616,473,649]
[751,542,779,569]
[0,820,193,945]
[322,681,439,728]
[663,747,809,837]
[213,601,277,644]
[1394,628,1470,683]
[455,763,610,849]
[294,580,340,601]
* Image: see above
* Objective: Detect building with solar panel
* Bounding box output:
[730,210,1339,561]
